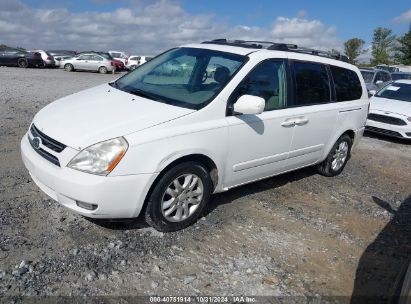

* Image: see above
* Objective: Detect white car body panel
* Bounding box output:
[22,43,369,219]
[33,84,195,149]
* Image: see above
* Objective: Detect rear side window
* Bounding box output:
[330,66,362,101]
[381,72,391,82]
[293,62,330,105]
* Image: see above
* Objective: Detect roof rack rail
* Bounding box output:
[202,39,349,62]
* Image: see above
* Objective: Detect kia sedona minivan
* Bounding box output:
[21,40,369,232]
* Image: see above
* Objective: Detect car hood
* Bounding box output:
[33,84,195,150]
[370,96,411,117]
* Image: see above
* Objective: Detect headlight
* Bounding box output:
[68,137,128,176]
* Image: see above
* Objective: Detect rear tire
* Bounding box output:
[17,58,28,68]
[317,134,352,177]
[98,66,108,74]
[145,162,212,232]
[64,64,74,72]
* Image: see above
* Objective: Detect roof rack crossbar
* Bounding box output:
[201,39,348,62]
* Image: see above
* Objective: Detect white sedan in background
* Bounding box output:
[366,80,411,140]
[126,55,153,70]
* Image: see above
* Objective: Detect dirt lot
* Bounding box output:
[0,67,410,300]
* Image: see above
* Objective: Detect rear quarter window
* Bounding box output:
[330,66,363,101]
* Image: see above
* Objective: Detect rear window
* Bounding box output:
[391,73,411,81]
[361,71,374,83]
[293,61,331,105]
[330,66,362,101]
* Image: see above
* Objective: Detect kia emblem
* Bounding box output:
[32,137,41,150]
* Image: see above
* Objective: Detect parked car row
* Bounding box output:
[0,47,153,74]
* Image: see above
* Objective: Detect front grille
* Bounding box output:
[30,124,66,152]
[367,113,407,126]
[365,126,403,138]
[29,136,61,167]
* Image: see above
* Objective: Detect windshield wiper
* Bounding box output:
[127,88,159,101]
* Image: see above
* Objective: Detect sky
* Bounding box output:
[1,0,410,61]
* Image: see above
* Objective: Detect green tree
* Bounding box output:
[395,30,411,65]
[344,38,365,64]
[371,27,396,65]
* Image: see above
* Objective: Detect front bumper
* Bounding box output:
[21,134,157,218]
[366,119,411,139]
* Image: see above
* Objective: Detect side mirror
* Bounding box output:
[368,90,376,97]
[375,80,383,85]
[234,95,265,115]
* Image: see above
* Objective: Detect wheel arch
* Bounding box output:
[139,153,219,218]
[321,128,356,162]
[157,153,219,191]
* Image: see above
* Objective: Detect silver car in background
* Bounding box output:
[60,53,115,74]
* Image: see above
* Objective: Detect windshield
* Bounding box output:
[391,73,411,81]
[376,83,411,102]
[113,48,247,109]
[361,71,374,83]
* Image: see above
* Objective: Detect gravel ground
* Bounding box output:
[0,67,410,301]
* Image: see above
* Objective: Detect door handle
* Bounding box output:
[294,117,309,126]
[281,119,296,127]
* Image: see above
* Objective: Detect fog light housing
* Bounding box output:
[76,201,98,211]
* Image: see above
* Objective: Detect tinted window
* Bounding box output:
[92,55,103,61]
[391,73,411,81]
[381,72,391,82]
[361,71,374,83]
[330,66,362,101]
[77,55,90,60]
[294,62,330,105]
[231,60,287,111]
[374,72,384,83]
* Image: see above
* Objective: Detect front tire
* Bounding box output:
[317,134,352,177]
[64,63,74,72]
[145,162,213,232]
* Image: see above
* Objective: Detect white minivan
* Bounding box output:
[21,40,369,232]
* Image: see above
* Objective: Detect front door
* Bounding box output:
[224,59,295,188]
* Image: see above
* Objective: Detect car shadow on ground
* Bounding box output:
[351,195,411,303]
[89,166,317,231]
[204,166,316,216]
[364,131,411,145]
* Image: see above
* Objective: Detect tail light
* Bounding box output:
[125,57,128,64]
[110,61,115,66]
[47,56,53,60]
